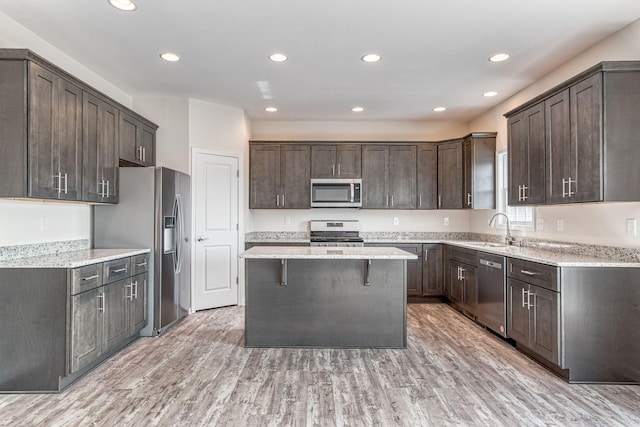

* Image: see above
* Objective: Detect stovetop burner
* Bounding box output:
[309,220,364,247]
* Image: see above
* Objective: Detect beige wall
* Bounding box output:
[469,19,640,248]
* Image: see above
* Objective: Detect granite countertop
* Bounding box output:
[0,248,150,269]
[241,246,418,260]
[244,234,640,267]
[443,241,640,267]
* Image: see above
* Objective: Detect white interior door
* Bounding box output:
[193,151,239,310]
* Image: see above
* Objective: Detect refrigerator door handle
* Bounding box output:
[174,193,184,274]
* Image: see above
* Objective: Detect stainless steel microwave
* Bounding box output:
[310,178,362,208]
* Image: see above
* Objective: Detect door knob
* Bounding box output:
[197,237,209,242]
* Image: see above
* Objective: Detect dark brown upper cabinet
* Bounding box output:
[119,111,157,167]
[505,61,640,205]
[250,143,310,209]
[463,133,496,210]
[416,144,438,209]
[437,140,463,209]
[362,144,416,209]
[311,144,361,178]
[0,49,157,204]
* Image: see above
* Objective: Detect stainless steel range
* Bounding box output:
[309,220,364,247]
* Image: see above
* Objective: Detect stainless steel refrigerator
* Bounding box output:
[93,167,191,336]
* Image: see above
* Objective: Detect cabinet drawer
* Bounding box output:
[103,257,131,284]
[70,263,103,295]
[507,258,558,292]
[450,246,477,266]
[131,253,149,275]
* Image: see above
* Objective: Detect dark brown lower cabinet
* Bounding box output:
[507,278,560,365]
[422,244,443,295]
[449,260,477,315]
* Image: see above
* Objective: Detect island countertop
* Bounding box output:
[240,246,418,260]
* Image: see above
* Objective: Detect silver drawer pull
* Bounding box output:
[520,270,537,276]
[112,267,127,273]
[136,262,147,267]
[82,274,100,281]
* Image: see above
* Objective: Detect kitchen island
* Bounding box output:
[240,246,417,348]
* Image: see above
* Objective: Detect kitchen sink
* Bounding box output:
[463,241,509,248]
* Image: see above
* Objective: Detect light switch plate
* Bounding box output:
[556,219,564,231]
[536,218,544,231]
[393,217,399,226]
[444,217,450,226]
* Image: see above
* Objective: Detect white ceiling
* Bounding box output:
[1,0,640,122]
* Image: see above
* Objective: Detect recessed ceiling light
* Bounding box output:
[108,0,137,11]
[352,107,364,112]
[265,107,278,112]
[361,53,381,63]
[483,91,499,97]
[269,53,288,62]
[160,52,180,62]
[489,53,510,62]
[433,107,446,112]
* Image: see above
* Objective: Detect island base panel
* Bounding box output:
[245,259,407,348]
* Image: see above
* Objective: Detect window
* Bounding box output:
[496,150,534,230]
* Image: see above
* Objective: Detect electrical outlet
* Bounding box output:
[40,217,48,231]
[536,218,544,231]
[556,219,564,231]
[444,217,450,226]
[626,218,637,236]
[393,217,399,226]
[285,216,291,225]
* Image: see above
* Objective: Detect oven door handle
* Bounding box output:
[350,182,355,202]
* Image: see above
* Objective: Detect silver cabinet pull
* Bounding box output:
[112,267,127,273]
[106,180,110,198]
[282,194,285,207]
[520,270,536,276]
[459,267,465,280]
[521,288,528,308]
[522,185,528,201]
[391,195,394,207]
[562,178,568,198]
[332,164,335,176]
[142,147,147,162]
[63,173,68,194]
[126,283,134,300]
[280,259,287,286]
[438,195,442,207]
[386,194,389,207]
[135,261,147,267]
[568,177,575,197]
[467,192,472,206]
[98,293,105,313]
[528,291,536,309]
[419,195,422,207]
[82,274,100,281]
[364,259,372,286]
[337,164,341,176]
[276,194,280,207]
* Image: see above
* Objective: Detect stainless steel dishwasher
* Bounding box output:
[476,253,507,337]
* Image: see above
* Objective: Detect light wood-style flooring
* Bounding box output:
[1,303,638,426]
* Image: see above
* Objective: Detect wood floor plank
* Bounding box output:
[0,303,639,426]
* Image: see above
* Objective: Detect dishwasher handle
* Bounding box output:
[479,259,502,269]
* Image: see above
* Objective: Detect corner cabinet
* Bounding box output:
[437,140,463,209]
[463,133,496,209]
[249,143,310,208]
[505,61,640,205]
[0,252,149,392]
[0,49,157,204]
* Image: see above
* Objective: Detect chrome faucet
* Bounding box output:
[488,212,516,245]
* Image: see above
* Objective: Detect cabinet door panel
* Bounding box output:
[389,146,416,209]
[311,145,336,178]
[449,261,464,304]
[57,79,82,200]
[104,279,129,352]
[437,141,462,209]
[250,144,280,208]
[336,144,362,178]
[139,125,155,166]
[70,288,102,373]
[417,144,438,209]
[130,273,148,336]
[362,145,389,208]
[463,138,472,209]
[462,265,477,313]
[529,285,560,364]
[422,244,443,295]
[507,279,529,344]
[100,102,119,203]
[545,90,571,204]
[280,144,310,208]
[507,112,527,205]
[570,74,602,202]
[119,112,138,164]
